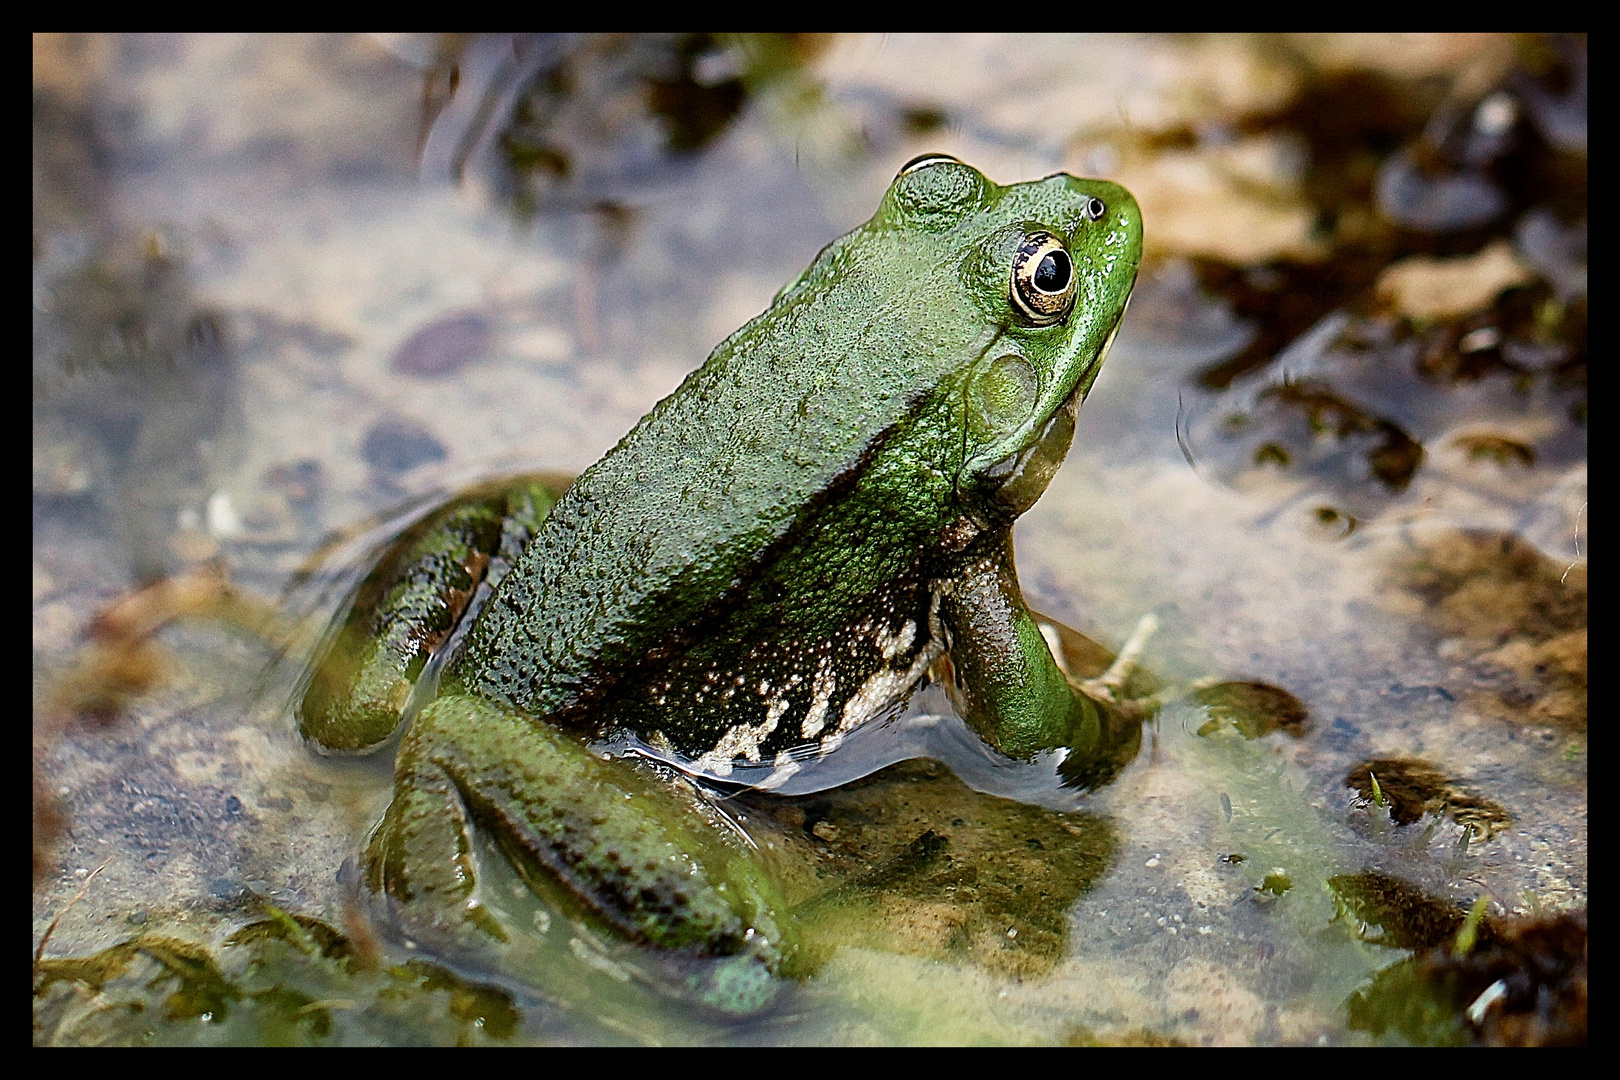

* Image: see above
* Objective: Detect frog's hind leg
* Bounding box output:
[366,693,798,1012]
[298,475,566,752]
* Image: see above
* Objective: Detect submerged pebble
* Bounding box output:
[390,312,493,377]
[362,417,448,474]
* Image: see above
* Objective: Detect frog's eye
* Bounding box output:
[897,152,963,178]
[1010,232,1076,325]
[1082,196,1106,221]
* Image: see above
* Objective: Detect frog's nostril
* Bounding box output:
[1084,197,1106,221]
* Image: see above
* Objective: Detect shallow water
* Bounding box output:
[34,34,1585,1045]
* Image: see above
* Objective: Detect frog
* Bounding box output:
[297,154,1144,1013]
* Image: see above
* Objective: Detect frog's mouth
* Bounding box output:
[957,295,1129,521]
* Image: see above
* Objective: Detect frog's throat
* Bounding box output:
[957,293,1129,499]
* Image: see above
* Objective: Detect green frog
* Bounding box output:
[298,155,1143,1012]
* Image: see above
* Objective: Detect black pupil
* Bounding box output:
[1034,250,1071,293]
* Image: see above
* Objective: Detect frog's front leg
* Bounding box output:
[938,533,1147,781]
[365,693,799,1011]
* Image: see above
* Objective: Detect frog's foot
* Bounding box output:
[1075,612,1160,715]
[364,694,797,1013]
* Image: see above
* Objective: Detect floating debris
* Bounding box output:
[1345,758,1511,839]
[1192,680,1308,739]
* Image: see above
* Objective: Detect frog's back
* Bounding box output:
[452,232,989,744]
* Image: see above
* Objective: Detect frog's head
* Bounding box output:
[871,154,1142,530]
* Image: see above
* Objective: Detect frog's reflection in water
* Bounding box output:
[733,755,1121,981]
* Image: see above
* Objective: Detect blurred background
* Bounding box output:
[34,34,1584,1046]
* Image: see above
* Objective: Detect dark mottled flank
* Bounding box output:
[299,478,562,751]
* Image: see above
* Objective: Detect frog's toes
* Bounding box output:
[684,948,782,1016]
[1076,612,1160,707]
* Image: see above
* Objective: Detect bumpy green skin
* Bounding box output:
[370,696,796,990]
[305,160,1142,1002]
[299,479,560,751]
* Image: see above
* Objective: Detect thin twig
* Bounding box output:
[34,855,113,966]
